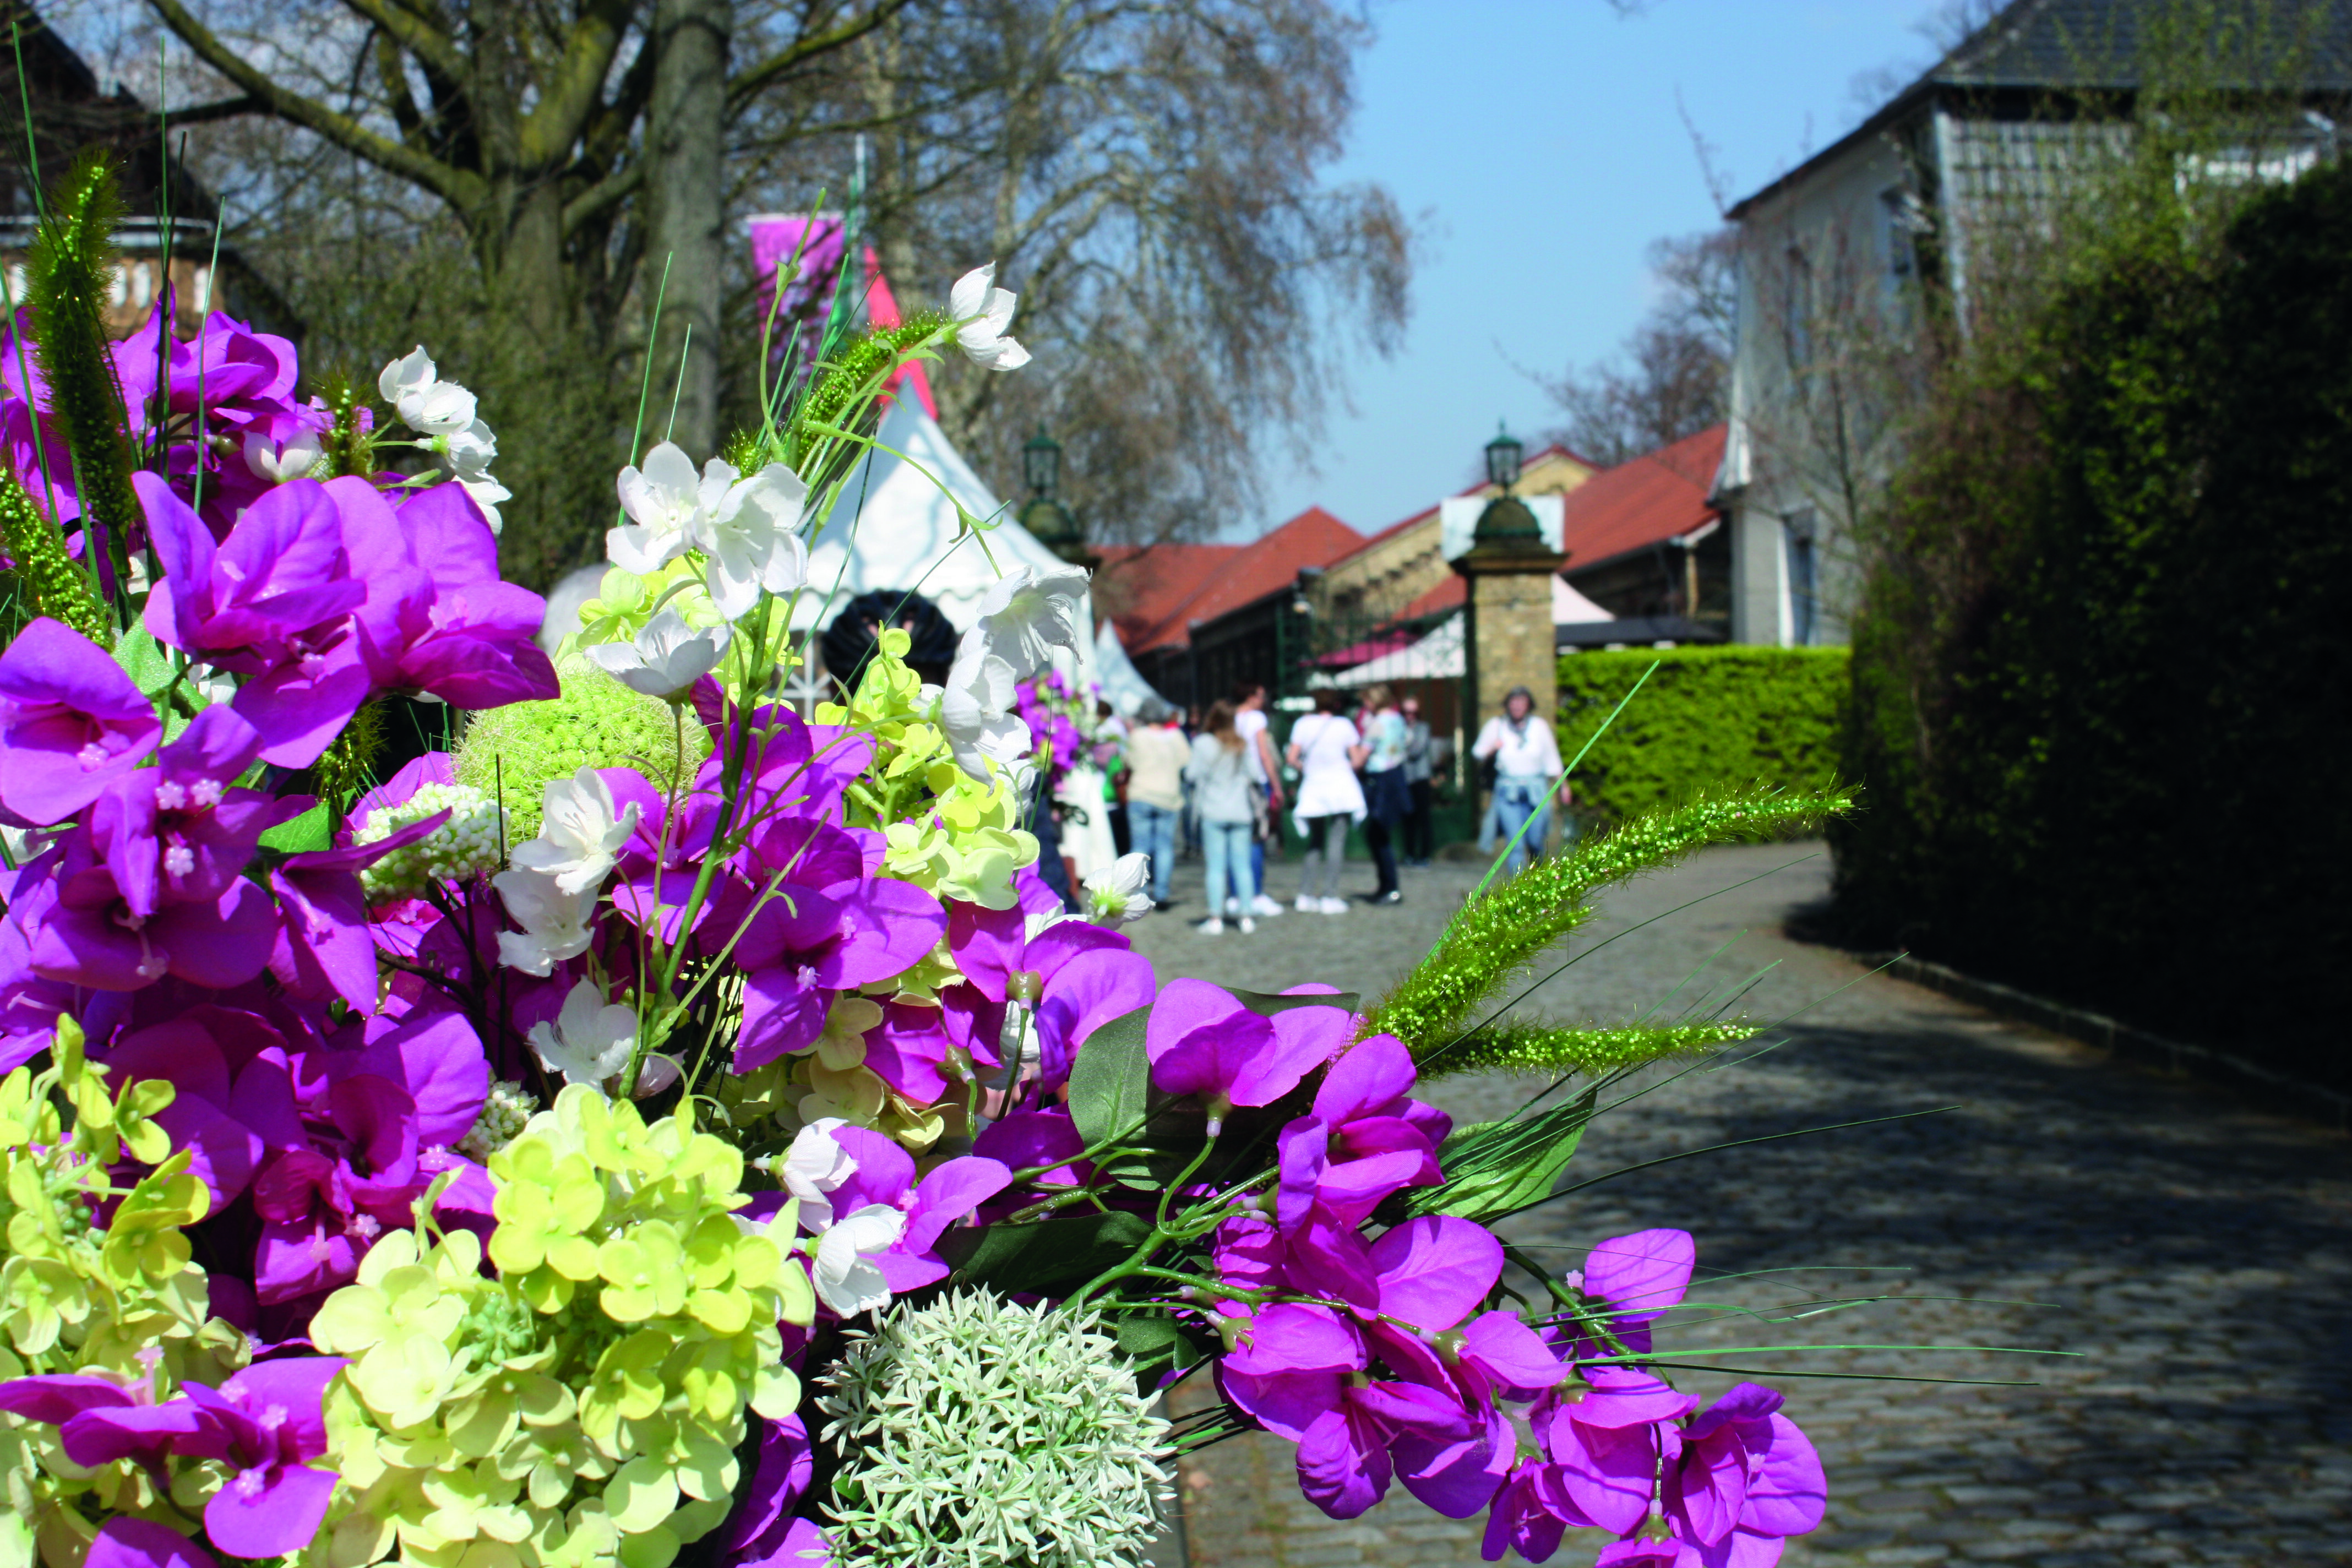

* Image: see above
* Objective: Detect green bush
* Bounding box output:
[1836,146,2352,1088]
[1553,647,1848,829]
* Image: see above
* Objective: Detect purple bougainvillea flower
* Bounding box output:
[0,616,161,825]
[30,853,279,992]
[86,1519,215,1568]
[88,707,285,918]
[1480,1460,1591,1564]
[138,472,365,676]
[970,1108,1089,1190]
[945,900,1153,1085]
[269,809,450,1013]
[734,868,945,1070]
[812,1124,1011,1292]
[724,1414,815,1562]
[99,1009,283,1209]
[177,1358,349,1558]
[345,480,558,708]
[1276,1032,1450,1229]
[1145,979,1348,1130]
[1659,1382,1826,1560]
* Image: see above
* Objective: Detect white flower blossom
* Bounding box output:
[491,867,600,974]
[243,429,323,485]
[688,461,811,619]
[950,263,1032,372]
[973,564,1090,682]
[813,1203,906,1318]
[508,767,639,896]
[456,476,511,536]
[526,978,639,1088]
[939,630,1031,782]
[1082,852,1155,925]
[434,418,498,480]
[777,1117,860,1232]
[378,346,479,436]
[608,441,710,573]
[586,609,732,701]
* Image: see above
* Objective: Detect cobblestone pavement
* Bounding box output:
[1123,843,2352,1567]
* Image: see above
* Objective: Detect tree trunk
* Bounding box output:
[645,0,731,459]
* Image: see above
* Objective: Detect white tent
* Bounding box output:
[1324,579,1614,688]
[1092,618,1163,716]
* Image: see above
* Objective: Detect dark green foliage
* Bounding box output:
[1421,1019,1755,1081]
[25,151,135,601]
[1363,786,1852,1063]
[0,469,108,647]
[1555,648,1849,829]
[311,700,387,814]
[1837,154,2352,1087]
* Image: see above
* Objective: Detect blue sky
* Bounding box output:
[1252,0,1952,537]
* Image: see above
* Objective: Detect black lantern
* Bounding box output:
[1484,421,1524,491]
[1022,425,1063,499]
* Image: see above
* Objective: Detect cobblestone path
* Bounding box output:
[1123,843,2352,1567]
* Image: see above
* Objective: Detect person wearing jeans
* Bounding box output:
[1122,701,1189,906]
[1184,700,1260,934]
[1471,685,1567,876]
[1356,683,1408,905]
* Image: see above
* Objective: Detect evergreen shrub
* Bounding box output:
[1553,646,1849,830]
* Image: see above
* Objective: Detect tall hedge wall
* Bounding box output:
[1554,647,1848,828]
[1835,153,2352,1088]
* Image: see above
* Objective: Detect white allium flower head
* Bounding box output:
[819,1291,1174,1568]
[352,782,508,900]
[527,978,639,1089]
[508,766,639,896]
[587,609,732,702]
[950,263,1032,372]
[1083,852,1155,925]
[458,1080,538,1162]
[973,563,1089,682]
[378,345,479,437]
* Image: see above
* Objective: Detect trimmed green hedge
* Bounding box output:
[1554,647,1848,828]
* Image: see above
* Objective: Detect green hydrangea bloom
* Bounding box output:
[355,782,509,899]
[819,1291,1173,1568]
[454,658,710,838]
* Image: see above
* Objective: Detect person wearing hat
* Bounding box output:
[1471,685,1568,875]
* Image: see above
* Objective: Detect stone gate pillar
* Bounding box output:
[1453,493,1564,744]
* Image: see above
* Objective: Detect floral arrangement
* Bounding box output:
[0,153,1866,1568]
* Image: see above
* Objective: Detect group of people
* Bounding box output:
[1084,678,1570,938]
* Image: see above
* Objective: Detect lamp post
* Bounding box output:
[1017,425,1095,569]
[1452,419,1565,839]
[1484,421,1525,491]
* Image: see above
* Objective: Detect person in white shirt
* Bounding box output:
[1284,688,1367,913]
[1230,682,1287,919]
[1471,684,1569,876]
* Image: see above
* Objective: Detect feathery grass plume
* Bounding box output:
[308,698,385,811]
[1362,785,1853,1060]
[819,1290,1173,1568]
[25,149,136,599]
[0,467,109,646]
[1420,1018,1756,1081]
[788,314,946,492]
[453,657,709,837]
[317,368,377,478]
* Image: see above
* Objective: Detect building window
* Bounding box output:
[1784,510,1817,646]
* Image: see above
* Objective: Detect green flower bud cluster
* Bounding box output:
[0,1017,250,1557]
[820,630,1038,913]
[309,1087,817,1568]
[819,1292,1173,1568]
[355,782,510,900]
[454,658,709,840]
[458,1080,540,1162]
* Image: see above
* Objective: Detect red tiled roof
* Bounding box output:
[1398,575,1466,620]
[1558,424,1727,572]
[1119,507,1365,654]
[1095,542,1242,648]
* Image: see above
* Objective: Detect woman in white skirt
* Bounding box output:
[1284,688,1366,913]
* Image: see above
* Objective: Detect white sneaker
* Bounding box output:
[1317,897,1349,916]
[1225,897,1241,917]
[1237,916,1256,935]
[1195,917,1225,935]
[1251,894,1284,918]
[1294,894,1317,913]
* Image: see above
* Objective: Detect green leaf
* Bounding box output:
[938,1210,1152,1295]
[258,801,331,854]
[1115,1311,1213,1380]
[1066,1004,1152,1148]
[110,624,176,702]
[1228,987,1360,1020]
[1399,1087,1598,1224]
